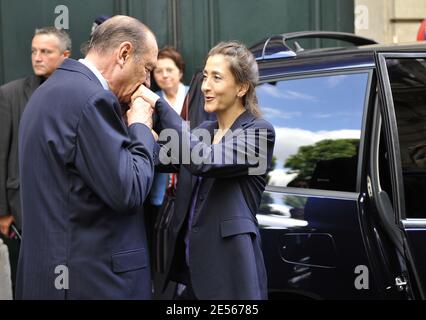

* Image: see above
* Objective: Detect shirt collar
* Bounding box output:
[78,58,109,90]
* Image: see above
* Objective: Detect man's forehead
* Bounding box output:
[32,34,60,47]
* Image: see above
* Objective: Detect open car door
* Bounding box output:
[375,51,426,299]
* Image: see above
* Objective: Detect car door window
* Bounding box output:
[257,72,369,192]
[385,57,426,218]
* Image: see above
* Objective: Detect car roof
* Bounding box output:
[251,31,426,78]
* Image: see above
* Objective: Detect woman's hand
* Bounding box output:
[127,97,154,128]
[131,84,160,108]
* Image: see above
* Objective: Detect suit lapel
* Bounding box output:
[224,110,256,141]
[190,120,217,188]
[23,75,43,101]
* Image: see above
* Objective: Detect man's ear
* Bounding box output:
[63,50,71,58]
[118,41,132,67]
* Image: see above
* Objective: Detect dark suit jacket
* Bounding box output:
[155,98,275,299]
[16,59,156,299]
[0,75,43,228]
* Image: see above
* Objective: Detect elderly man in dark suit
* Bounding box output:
[17,15,158,299]
[0,27,71,296]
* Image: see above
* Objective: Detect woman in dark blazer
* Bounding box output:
[134,41,275,299]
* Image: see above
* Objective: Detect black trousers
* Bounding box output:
[174,281,198,300]
[172,261,198,300]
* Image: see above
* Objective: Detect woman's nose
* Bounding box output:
[201,78,210,92]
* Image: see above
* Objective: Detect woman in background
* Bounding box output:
[153,47,189,115]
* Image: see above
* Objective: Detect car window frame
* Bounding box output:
[375,52,426,221]
[258,68,374,198]
[375,52,426,300]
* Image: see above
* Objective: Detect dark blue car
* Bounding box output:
[155,31,426,300]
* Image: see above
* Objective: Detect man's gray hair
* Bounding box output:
[34,27,72,53]
[87,15,153,60]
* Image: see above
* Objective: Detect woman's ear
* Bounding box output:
[238,82,249,98]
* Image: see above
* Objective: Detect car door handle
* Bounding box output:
[395,275,408,292]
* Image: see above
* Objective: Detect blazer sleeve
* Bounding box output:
[0,88,11,216]
[74,91,156,213]
[155,98,275,178]
[153,141,180,173]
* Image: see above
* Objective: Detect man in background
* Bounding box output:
[0,27,71,294]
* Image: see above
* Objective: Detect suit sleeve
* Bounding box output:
[75,91,156,213]
[155,98,275,178]
[0,88,11,216]
[153,141,180,173]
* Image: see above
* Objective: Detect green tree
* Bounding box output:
[285,139,359,180]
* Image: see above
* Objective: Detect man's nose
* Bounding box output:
[34,52,43,61]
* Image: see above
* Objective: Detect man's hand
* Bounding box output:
[131,84,160,108]
[127,97,154,128]
[0,214,14,237]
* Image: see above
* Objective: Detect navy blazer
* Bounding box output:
[16,59,155,299]
[155,98,275,299]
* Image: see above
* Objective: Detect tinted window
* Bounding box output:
[257,73,369,192]
[385,57,426,218]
